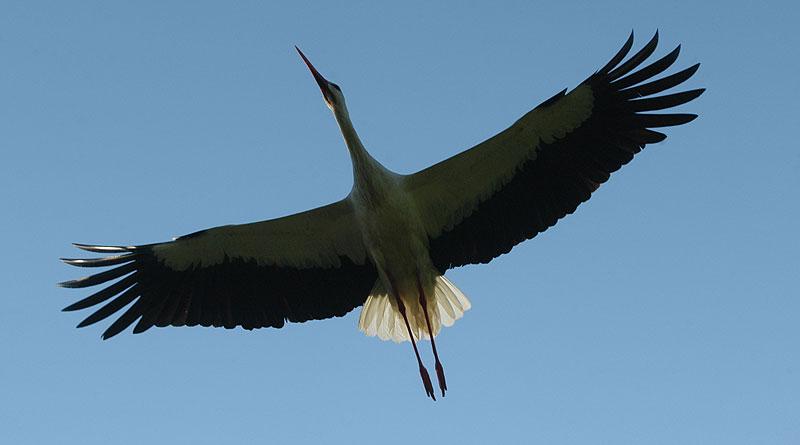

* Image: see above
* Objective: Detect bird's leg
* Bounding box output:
[395,297,436,400]
[388,274,435,400]
[417,276,447,397]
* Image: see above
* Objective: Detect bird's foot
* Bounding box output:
[419,364,436,400]
[435,360,447,397]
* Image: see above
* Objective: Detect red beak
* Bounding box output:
[295,46,332,104]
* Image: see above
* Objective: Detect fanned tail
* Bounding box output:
[358,276,471,343]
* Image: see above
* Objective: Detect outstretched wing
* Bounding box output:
[60,199,377,339]
[405,31,703,271]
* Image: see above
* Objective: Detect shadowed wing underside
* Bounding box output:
[406,32,704,271]
[60,200,377,339]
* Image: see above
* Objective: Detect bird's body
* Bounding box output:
[61,32,703,400]
[336,107,425,294]
[329,92,457,345]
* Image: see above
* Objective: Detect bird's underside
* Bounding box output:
[61,31,703,399]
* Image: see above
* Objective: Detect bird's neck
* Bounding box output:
[333,105,389,192]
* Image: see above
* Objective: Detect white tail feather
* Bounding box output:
[358,276,471,343]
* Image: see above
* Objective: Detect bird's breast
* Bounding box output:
[350,178,435,294]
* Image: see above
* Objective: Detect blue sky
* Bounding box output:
[2,1,798,443]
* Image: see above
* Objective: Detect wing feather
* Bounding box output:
[405,32,704,271]
[61,199,377,338]
[62,273,139,312]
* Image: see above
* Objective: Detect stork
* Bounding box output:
[60,32,703,400]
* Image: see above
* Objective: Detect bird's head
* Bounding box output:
[295,46,345,111]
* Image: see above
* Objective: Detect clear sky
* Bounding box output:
[2,1,798,443]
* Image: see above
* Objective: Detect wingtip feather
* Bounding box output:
[61,254,137,268]
[608,30,660,81]
[73,243,135,253]
[63,299,93,312]
[58,279,82,288]
[598,31,635,75]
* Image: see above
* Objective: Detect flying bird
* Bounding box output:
[60,32,703,400]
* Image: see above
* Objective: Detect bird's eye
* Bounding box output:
[330,83,341,92]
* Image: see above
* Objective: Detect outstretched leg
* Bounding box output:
[387,273,435,400]
[417,276,447,397]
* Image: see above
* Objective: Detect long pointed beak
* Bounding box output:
[295,46,332,104]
